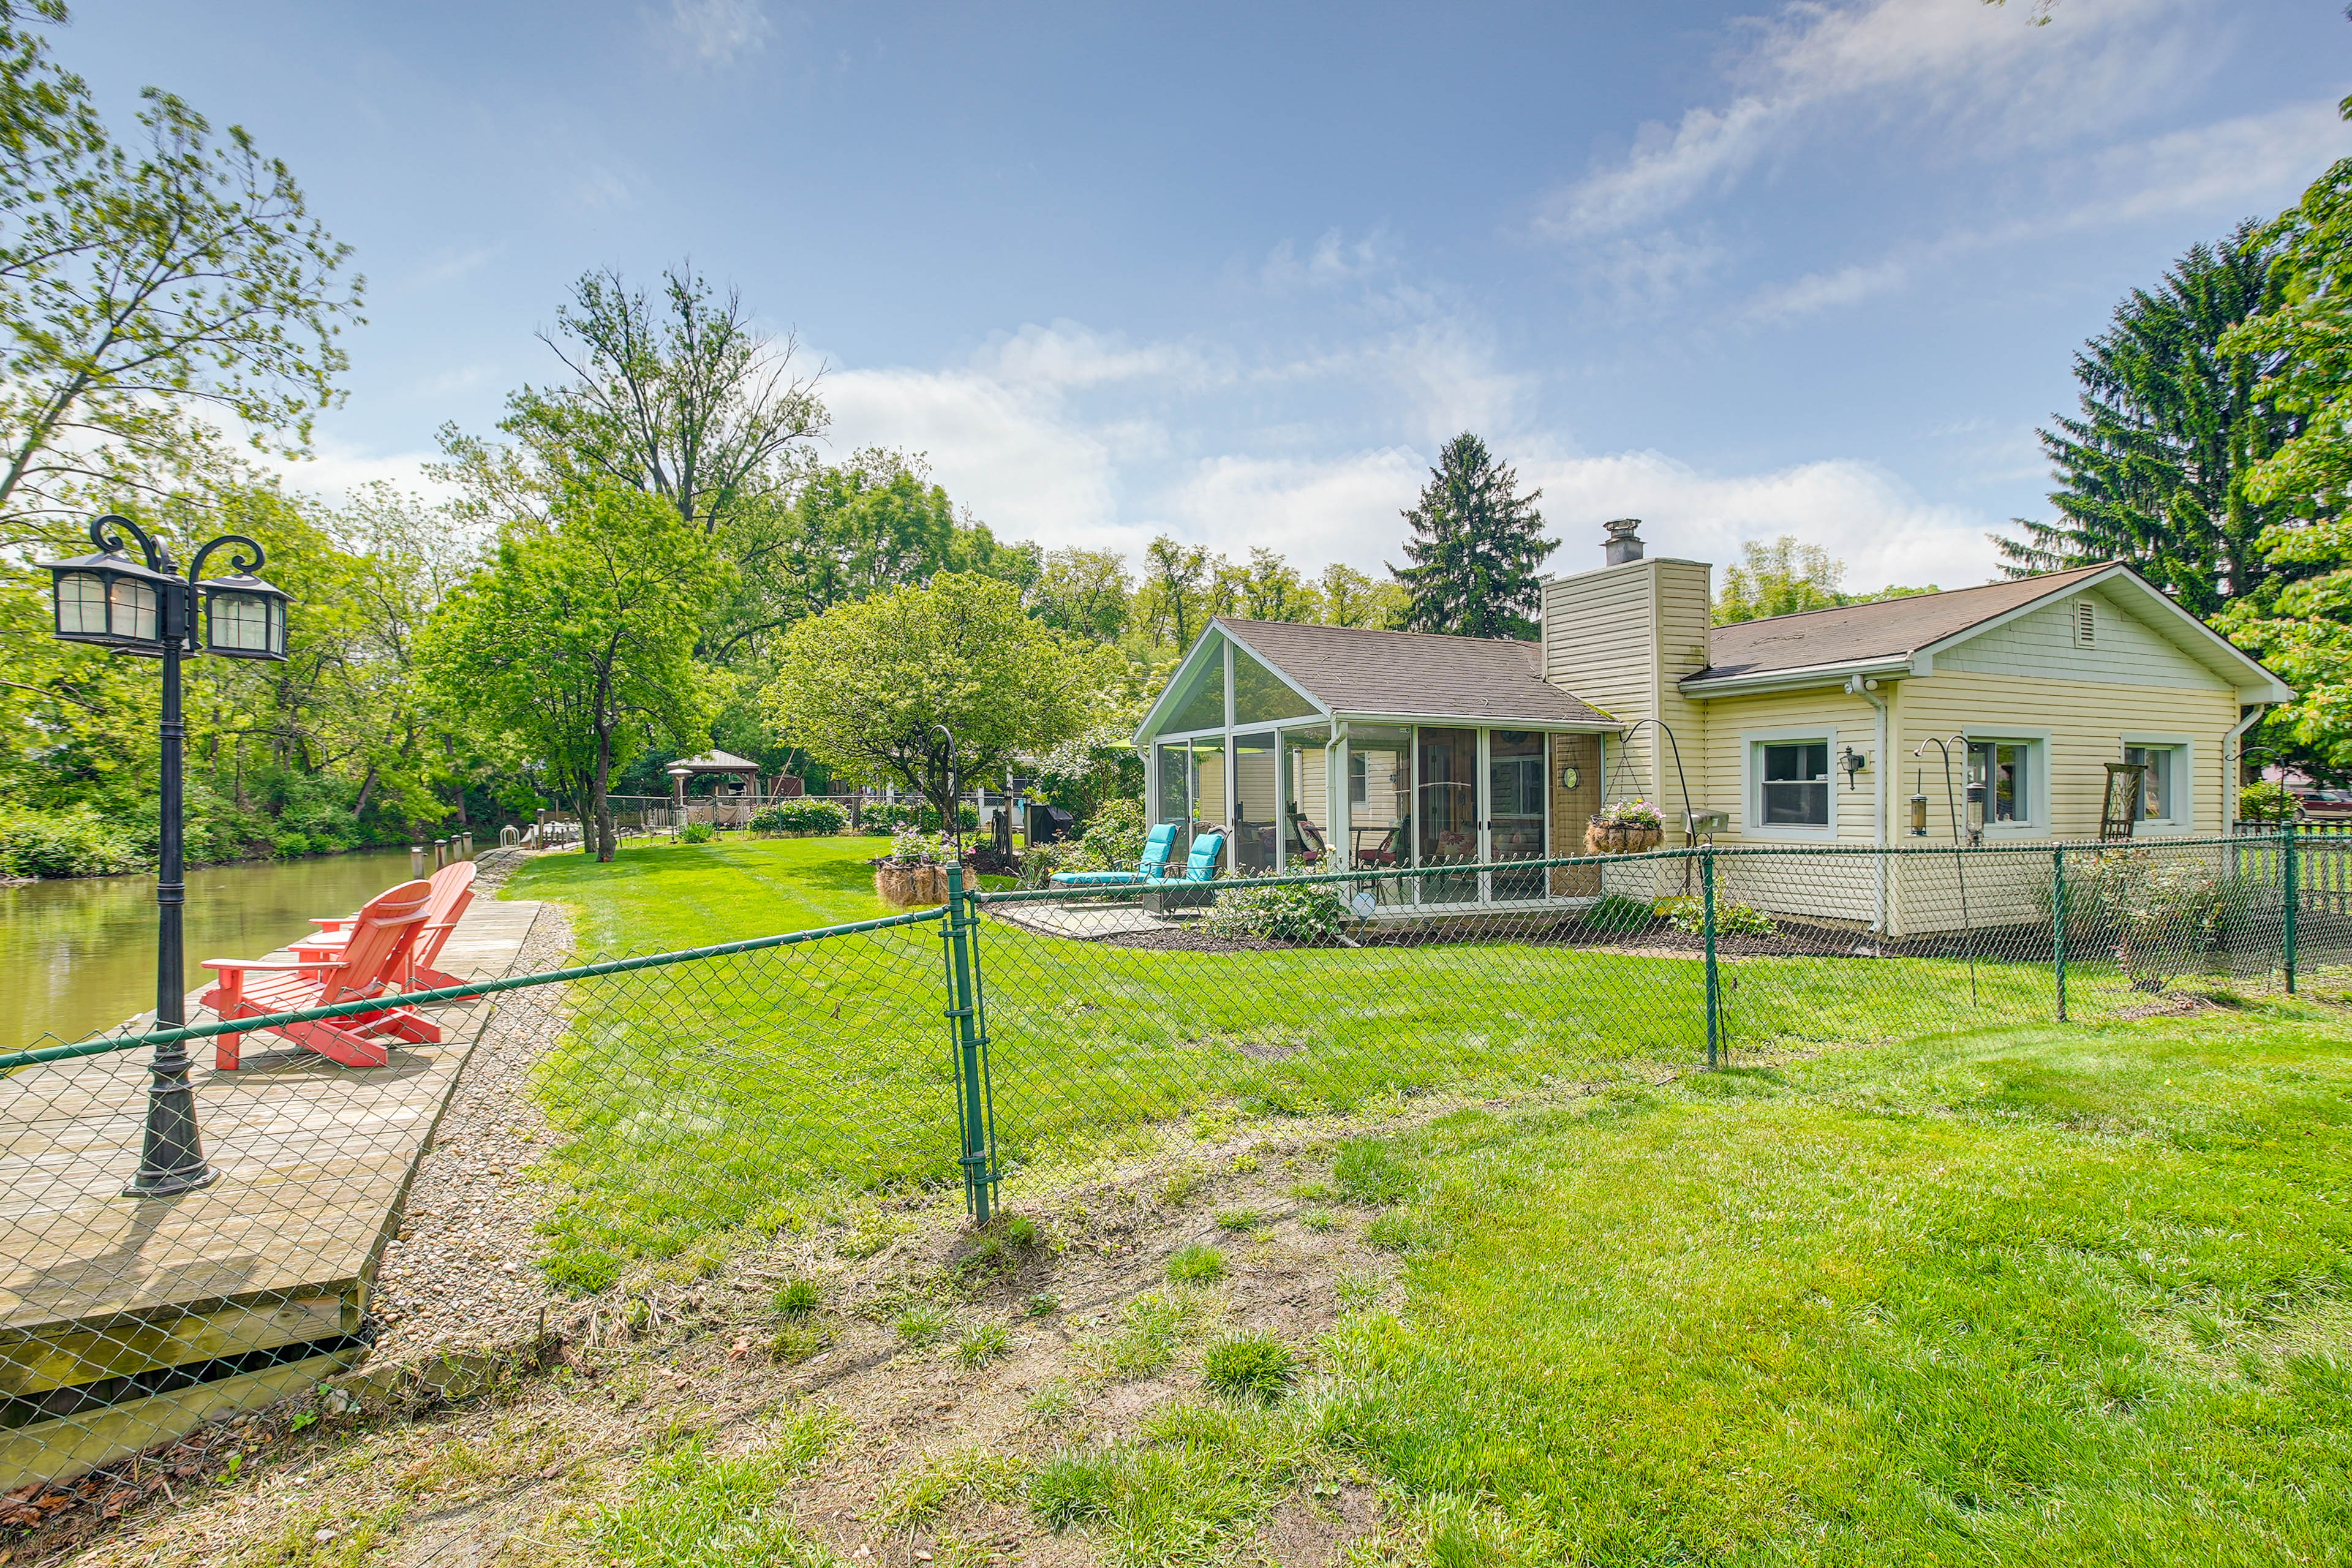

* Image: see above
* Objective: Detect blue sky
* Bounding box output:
[62,0,2352,589]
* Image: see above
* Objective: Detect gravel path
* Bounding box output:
[368,863,574,1361]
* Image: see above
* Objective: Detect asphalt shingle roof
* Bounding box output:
[1689,564,2115,684]
[1213,617,1615,726]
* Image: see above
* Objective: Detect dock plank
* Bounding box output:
[0,897,546,1488]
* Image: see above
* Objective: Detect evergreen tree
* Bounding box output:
[1388,433,1557,639]
[1997,224,2308,616]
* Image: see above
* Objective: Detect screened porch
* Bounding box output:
[1133,620,1618,912]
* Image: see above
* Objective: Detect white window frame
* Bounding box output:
[2120,735,2193,835]
[1959,728,2050,838]
[1743,727,1841,840]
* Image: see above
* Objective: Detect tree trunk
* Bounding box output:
[593,726,616,862]
[353,763,379,821]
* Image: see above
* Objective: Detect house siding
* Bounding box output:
[1544,557,1713,843]
[1934,588,2219,690]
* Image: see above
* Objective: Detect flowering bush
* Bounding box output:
[679,822,715,844]
[1591,798,1663,830]
[1202,881,1352,943]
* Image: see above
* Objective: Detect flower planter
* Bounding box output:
[1585,822,1664,855]
[874,862,952,906]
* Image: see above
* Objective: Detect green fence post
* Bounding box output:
[2052,846,2068,1022]
[941,864,995,1222]
[2283,827,2299,996]
[1702,845,1721,1070]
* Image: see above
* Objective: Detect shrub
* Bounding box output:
[752,799,847,837]
[2081,848,2245,993]
[1072,797,1146,867]
[879,828,947,867]
[1019,842,1076,888]
[1655,896,1775,937]
[679,821,715,844]
[1200,1334,1299,1403]
[0,805,144,878]
[2239,780,2298,825]
[865,800,979,833]
[1202,881,1351,944]
[1581,893,1653,932]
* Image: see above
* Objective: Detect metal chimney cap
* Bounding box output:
[1603,518,1645,566]
[1603,518,1642,541]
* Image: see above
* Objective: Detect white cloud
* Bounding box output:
[823,363,1126,546]
[1738,96,2346,324]
[1160,450,1428,570]
[660,0,774,66]
[1526,449,1997,591]
[265,439,455,508]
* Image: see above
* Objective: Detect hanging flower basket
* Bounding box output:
[1586,799,1665,854]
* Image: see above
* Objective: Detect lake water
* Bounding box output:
[1,846,472,1050]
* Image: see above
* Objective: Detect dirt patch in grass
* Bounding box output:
[16,1119,1412,1568]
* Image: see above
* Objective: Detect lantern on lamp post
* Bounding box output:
[36,514,290,1197]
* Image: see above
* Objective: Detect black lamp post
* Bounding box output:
[36,513,289,1197]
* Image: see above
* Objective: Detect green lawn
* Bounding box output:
[1300,1011,2352,1563]
[502,836,2324,1295]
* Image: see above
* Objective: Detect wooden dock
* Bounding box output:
[0,899,546,1492]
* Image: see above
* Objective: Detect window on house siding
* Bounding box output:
[2124,744,2182,822]
[1759,741,1831,827]
[1967,741,2034,826]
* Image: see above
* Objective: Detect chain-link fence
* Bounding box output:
[0,906,959,1499]
[2,831,2334,1498]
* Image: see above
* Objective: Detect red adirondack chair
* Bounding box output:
[293,861,477,988]
[199,880,440,1070]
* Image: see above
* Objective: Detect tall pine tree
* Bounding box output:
[1389,432,1557,639]
[1998,223,2308,616]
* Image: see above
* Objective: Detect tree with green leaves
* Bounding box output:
[766,572,1101,825]
[1316,562,1406,628]
[1389,433,1556,640]
[0,2,361,551]
[1713,537,1936,625]
[419,488,722,861]
[2212,154,2352,783]
[1139,534,1213,649]
[1997,225,2305,616]
[1031,547,1131,643]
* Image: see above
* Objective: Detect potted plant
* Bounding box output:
[873,829,954,906]
[1586,798,1665,854]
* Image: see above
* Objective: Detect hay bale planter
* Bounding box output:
[873,862,952,906]
[1585,821,1663,854]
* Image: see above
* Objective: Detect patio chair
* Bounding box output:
[1050,822,1180,886]
[292,860,477,989]
[1153,829,1227,884]
[199,880,441,1071]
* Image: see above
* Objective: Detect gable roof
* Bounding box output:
[1135,617,1619,740]
[1213,618,1615,728]
[1683,563,2291,701]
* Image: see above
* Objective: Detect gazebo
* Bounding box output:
[665,750,763,824]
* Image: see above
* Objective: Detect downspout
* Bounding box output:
[2225,705,2264,827]
[1848,674,1890,935]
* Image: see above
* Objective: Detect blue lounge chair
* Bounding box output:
[1050,822,1179,887]
[1153,829,1226,884]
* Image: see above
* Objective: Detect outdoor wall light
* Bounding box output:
[1838,746,1868,790]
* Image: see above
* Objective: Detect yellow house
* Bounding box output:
[1130,521,2290,930]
